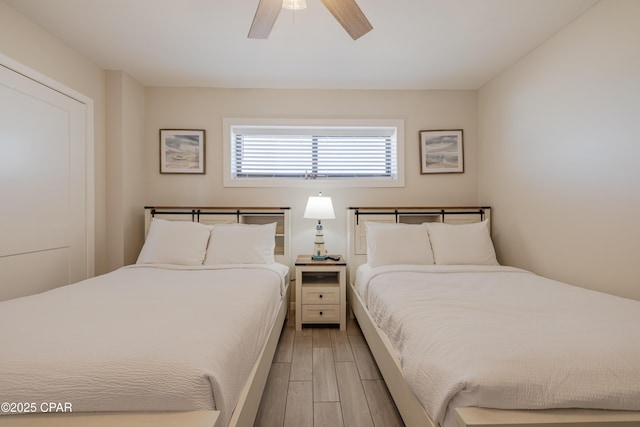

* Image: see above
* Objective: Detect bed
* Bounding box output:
[346,207,640,427]
[0,206,292,427]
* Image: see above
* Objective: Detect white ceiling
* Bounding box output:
[3,0,599,90]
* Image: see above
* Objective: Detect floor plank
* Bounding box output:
[350,334,382,380]
[283,381,313,427]
[296,326,313,337]
[314,402,344,427]
[312,347,339,402]
[363,379,404,427]
[312,327,333,347]
[335,361,375,427]
[290,335,312,381]
[273,325,294,363]
[254,362,290,427]
[255,317,404,427]
[331,328,355,362]
[347,316,363,336]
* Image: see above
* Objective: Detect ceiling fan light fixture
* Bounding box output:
[282,0,307,11]
[249,0,372,40]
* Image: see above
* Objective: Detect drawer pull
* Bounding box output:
[319,294,323,299]
[319,311,323,315]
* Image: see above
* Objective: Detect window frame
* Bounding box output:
[223,118,405,188]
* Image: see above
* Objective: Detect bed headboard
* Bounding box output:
[346,206,491,281]
[144,206,292,267]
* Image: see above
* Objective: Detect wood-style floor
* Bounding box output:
[254,315,405,427]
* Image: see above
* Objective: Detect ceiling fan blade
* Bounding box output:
[320,0,373,40]
[248,0,283,39]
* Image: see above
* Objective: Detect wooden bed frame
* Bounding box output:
[346,207,640,427]
[2,206,292,427]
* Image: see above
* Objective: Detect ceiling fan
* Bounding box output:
[248,0,373,40]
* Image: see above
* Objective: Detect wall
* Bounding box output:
[0,1,108,275]
[106,71,146,269]
[11,0,633,302]
[0,1,478,278]
[478,0,640,300]
[145,88,478,259]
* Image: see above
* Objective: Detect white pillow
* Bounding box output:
[426,220,499,265]
[204,222,276,265]
[365,222,435,268]
[137,219,212,265]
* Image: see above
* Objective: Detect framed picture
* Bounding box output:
[159,129,205,174]
[419,129,464,174]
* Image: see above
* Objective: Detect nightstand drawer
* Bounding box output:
[301,286,340,305]
[301,305,340,323]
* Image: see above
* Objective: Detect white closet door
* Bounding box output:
[0,64,88,301]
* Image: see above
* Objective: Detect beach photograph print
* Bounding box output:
[419,129,463,174]
[160,129,205,174]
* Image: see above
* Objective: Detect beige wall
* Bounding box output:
[0,1,108,275]
[106,71,146,269]
[6,0,637,302]
[0,1,479,277]
[145,88,479,259]
[478,0,640,300]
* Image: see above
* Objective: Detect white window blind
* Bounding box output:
[223,118,404,188]
[230,125,398,180]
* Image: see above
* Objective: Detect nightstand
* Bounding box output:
[295,255,347,331]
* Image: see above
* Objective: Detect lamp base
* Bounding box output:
[311,219,329,261]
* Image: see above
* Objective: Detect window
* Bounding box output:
[223,118,404,187]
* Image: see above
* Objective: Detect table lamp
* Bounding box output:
[303,192,335,260]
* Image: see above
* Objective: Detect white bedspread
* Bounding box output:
[0,263,287,426]
[356,264,640,427]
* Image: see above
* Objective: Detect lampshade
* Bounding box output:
[303,194,335,220]
[282,0,307,10]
